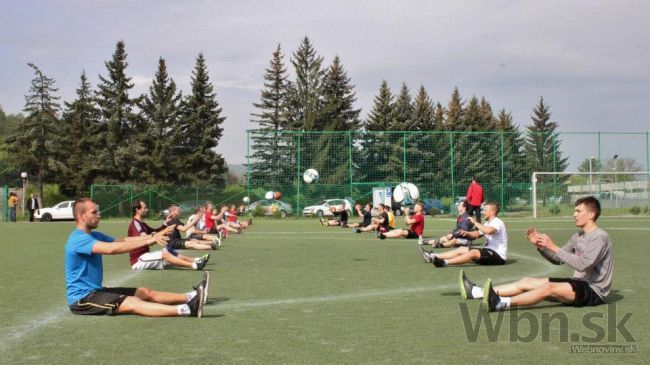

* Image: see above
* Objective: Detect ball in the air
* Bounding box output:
[303,168,319,184]
[243,196,250,204]
[274,191,282,200]
[265,191,274,200]
[393,182,420,203]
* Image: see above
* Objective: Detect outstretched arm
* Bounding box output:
[92,229,171,255]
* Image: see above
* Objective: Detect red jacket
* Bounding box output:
[466,182,484,206]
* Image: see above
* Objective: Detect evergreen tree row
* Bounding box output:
[249,37,568,202]
[4,41,228,197]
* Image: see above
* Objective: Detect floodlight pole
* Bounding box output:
[588,156,595,194]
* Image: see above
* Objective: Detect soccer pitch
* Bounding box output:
[0,216,646,364]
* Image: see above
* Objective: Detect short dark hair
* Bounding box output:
[459,200,470,210]
[73,197,95,220]
[132,200,145,216]
[377,203,385,210]
[575,196,601,221]
[485,202,499,215]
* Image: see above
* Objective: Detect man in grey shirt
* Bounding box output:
[458,196,613,312]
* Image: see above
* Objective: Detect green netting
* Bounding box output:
[246,130,650,216]
[90,185,246,218]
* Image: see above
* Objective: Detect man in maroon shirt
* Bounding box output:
[128,200,208,270]
[465,177,484,223]
[379,202,425,240]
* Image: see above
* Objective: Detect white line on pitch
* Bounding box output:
[0,271,140,352]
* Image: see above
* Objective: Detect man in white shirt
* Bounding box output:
[420,202,507,268]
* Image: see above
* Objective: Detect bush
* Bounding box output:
[644,206,650,215]
[41,184,68,206]
[429,208,442,216]
[549,205,561,215]
[629,206,641,215]
[272,208,283,219]
[252,205,266,217]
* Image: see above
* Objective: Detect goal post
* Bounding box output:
[531,171,650,218]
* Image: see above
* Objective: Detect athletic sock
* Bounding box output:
[192,262,198,269]
[194,257,201,263]
[177,304,191,316]
[496,297,511,310]
[186,290,197,302]
[442,260,449,267]
[471,286,484,299]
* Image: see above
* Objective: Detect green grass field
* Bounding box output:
[0,215,646,364]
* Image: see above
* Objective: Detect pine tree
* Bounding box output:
[95,40,141,182]
[359,81,400,183]
[311,56,362,185]
[249,44,292,189]
[60,71,102,196]
[409,86,436,194]
[289,37,325,131]
[524,97,569,204]
[177,53,227,187]
[5,63,64,201]
[495,109,528,207]
[139,57,182,184]
[393,83,414,131]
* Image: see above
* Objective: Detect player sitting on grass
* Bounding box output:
[206,203,238,235]
[379,202,425,240]
[350,203,372,232]
[163,205,219,250]
[65,198,208,317]
[423,200,475,248]
[185,206,223,243]
[226,204,251,230]
[128,200,209,270]
[419,202,507,267]
[459,196,613,312]
[351,203,387,233]
[321,205,349,227]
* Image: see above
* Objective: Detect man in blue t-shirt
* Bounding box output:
[65,198,208,317]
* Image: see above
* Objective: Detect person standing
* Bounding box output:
[465,177,484,222]
[8,192,18,222]
[28,193,39,222]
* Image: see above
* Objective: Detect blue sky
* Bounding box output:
[1,0,649,165]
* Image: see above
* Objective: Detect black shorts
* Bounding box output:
[208,227,219,234]
[167,238,187,250]
[549,278,605,307]
[470,248,506,265]
[69,287,137,315]
[405,230,419,239]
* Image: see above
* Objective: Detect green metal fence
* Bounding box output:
[246,130,650,216]
[90,185,246,218]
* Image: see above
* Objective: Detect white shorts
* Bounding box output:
[131,251,167,270]
[456,238,471,246]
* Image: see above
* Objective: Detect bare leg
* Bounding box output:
[135,287,187,304]
[184,241,213,250]
[162,251,194,268]
[360,224,377,232]
[444,249,481,265]
[383,229,408,238]
[509,282,576,307]
[494,277,549,297]
[435,246,469,260]
[115,296,179,317]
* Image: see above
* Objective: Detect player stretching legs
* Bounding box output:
[421,203,507,268]
[458,196,613,311]
[65,198,209,317]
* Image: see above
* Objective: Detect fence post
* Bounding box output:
[296,132,301,215]
[402,131,407,182]
[348,130,353,198]
[647,131,649,204]
[246,130,251,200]
[449,132,455,211]
[500,131,505,211]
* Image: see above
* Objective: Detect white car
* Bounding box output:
[35,200,75,222]
[302,198,353,218]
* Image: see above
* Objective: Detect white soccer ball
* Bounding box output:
[243,196,250,204]
[264,191,274,200]
[303,168,320,184]
[393,182,420,203]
